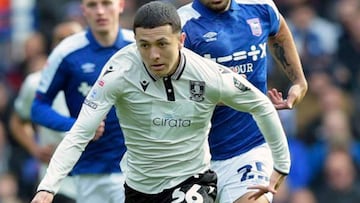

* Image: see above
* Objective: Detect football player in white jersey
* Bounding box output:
[10,21,83,203]
[31,2,291,203]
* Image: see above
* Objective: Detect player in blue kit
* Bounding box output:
[31,0,133,202]
[31,2,291,203]
[178,0,308,203]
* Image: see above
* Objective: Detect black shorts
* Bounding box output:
[124,170,217,203]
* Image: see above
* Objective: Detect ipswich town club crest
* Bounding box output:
[190,81,205,102]
[247,18,262,36]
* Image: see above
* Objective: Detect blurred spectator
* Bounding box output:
[285,2,339,76]
[34,0,76,50]
[0,0,11,73]
[6,32,47,93]
[315,147,360,203]
[307,108,360,186]
[289,188,317,203]
[274,110,312,203]
[296,71,353,143]
[335,10,360,92]
[0,121,8,174]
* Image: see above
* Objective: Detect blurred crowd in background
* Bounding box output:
[1,0,360,202]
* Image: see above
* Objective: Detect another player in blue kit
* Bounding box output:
[31,0,133,202]
[178,0,308,203]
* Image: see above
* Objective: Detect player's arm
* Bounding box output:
[31,94,75,131]
[10,111,53,163]
[32,61,118,199]
[31,54,76,132]
[268,15,308,110]
[220,71,290,173]
[218,70,290,195]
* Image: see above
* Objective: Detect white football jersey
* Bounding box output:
[14,71,69,146]
[39,43,290,194]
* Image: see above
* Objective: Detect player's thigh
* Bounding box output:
[74,173,125,203]
[211,144,273,203]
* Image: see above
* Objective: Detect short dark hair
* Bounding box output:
[133,1,181,34]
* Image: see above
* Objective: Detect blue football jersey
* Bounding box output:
[178,0,281,160]
[31,28,134,174]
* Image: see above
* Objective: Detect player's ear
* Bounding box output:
[118,0,125,13]
[179,32,186,48]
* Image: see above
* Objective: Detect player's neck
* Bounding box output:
[93,28,119,47]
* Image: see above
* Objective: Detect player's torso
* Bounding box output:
[179,0,280,159]
[110,47,219,192]
[181,0,280,87]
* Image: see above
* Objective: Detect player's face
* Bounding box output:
[135,25,185,77]
[81,0,124,34]
[198,0,230,12]
[52,22,83,47]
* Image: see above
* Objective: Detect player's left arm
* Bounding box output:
[268,15,308,110]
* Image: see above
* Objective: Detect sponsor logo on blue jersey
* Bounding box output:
[203,42,267,74]
[203,32,218,42]
[81,63,96,73]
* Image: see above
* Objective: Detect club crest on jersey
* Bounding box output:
[190,81,205,102]
[247,18,262,36]
[233,77,250,91]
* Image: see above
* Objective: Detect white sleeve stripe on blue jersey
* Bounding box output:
[38,32,89,93]
[177,3,200,27]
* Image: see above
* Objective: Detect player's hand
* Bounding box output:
[268,83,307,110]
[267,88,290,110]
[31,191,54,203]
[93,120,105,141]
[247,170,286,200]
